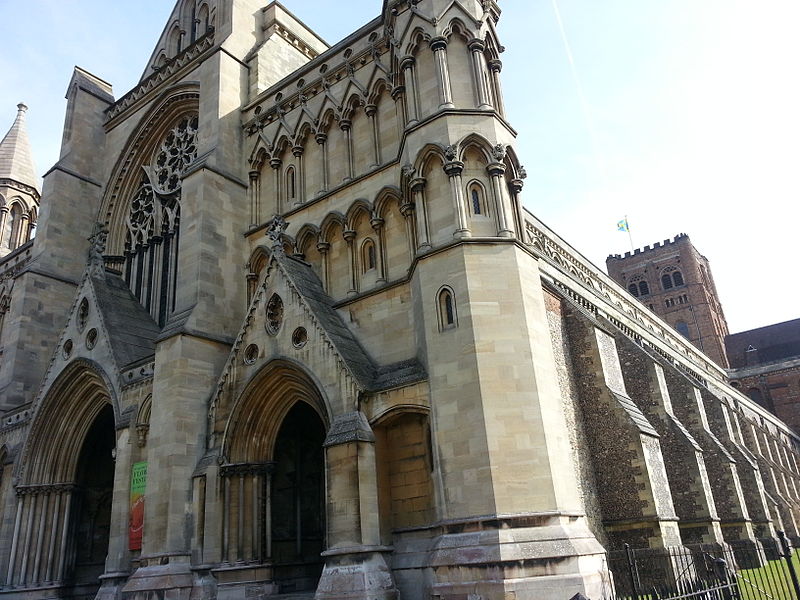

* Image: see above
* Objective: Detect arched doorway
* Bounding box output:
[271,402,326,592]
[70,404,115,587]
[4,363,117,598]
[218,361,329,594]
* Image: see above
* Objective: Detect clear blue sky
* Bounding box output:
[1,1,798,333]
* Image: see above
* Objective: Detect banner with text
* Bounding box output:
[129,461,147,550]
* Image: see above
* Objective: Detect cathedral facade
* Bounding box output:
[0,1,799,599]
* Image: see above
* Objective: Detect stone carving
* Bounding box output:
[444,144,457,161]
[266,215,289,250]
[87,225,108,277]
[492,143,506,162]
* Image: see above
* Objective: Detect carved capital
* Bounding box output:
[486,162,506,177]
[399,55,416,70]
[468,38,485,53]
[409,177,426,193]
[249,170,259,181]
[429,36,448,52]
[443,161,464,177]
[316,240,331,254]
[342,229,356,243]
[399,201,414,218]
[269,157,282,170]
[370,217,385,231]
[292,145,304,157]
[509,178,524,194]
[488,58,503,73]
[315,132,328,145]
[339,119,352,132]
[391,85,405,100]
[365,104,377,117]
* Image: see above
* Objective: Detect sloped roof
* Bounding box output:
[726,318,800,369]
[275,250,426,392]
[0,104,39,192]
[91,271,160,368]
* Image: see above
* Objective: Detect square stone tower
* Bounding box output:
[607,233,730,367]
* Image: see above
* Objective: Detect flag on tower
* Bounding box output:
[617,218,629,232]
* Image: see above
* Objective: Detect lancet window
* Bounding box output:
[124,114,198,327]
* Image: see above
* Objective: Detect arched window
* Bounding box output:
[286,166,296,203]
[639,281,649,296]
[3,204,21,250]
[198,3,210,35]
[169,25,182,56]
[468,182,487,216]
[437,286,457,330]
[747,387,766,409]
[672,271,684,287]
[675,321,690,338]
[361,238,376,273]
[628,284,639,297]
[661,273,673,290]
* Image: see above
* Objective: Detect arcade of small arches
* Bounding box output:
[627,265,686,298]
[246,140,523,305]
[154,0,215,69]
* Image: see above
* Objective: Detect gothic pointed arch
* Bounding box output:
[100,86,199,327]
[7,360,117,593]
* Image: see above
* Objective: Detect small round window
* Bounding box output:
[85,328,98,350]
[62,339,74,359]
[292,327,308,348]
[244,343,259,365]
[266,294,284,335]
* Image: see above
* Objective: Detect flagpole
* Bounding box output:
[625,214,634,252]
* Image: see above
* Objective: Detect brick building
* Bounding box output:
[727,320,800,432]
[606,233,730,367]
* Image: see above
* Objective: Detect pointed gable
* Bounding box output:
[0,104,39,192]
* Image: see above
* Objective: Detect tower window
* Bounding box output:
[361,239,376,272]
[437,286,457,331]
[672,271,684,287]
[286,166,296,202]
[665,297,675,308]
[628,284,639,297]
[661,274,673,290]
[638,281,649,296]
[468,182,487,217]
[675,320,690,338]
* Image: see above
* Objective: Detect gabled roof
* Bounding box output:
[90,270,160,368]
[0,104,39,193]
[275,250,425,391]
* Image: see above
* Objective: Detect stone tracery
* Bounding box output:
[123,114,198,327]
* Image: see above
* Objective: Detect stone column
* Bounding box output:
[468,39,492,109]
[343,229,357,296]
[409,177,431,252]
[391,85,407,135]
[249,170,260,227]
[508,175,525,240]
[18,214,30,246]
[443,160,470,238]
[371,217,387,284]
[317,240,330,293]
[486,162,514,237]
[365,104,381,167]
[292,145,305,205]
[340,120,354,182]
[399,198,416,263]
[269,157,282,214]
[316,412,397,600]
[315,133,329,194]
[429,37,454,109]
[400,56,419,124]
[0,207,8,247]
[488,59,505,116]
